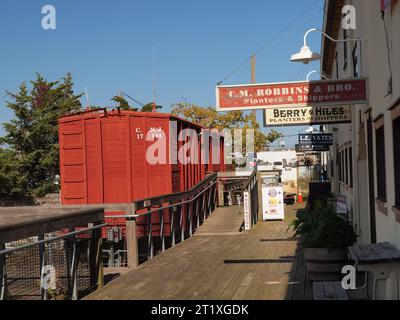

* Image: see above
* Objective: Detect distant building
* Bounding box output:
[257,149,299,194]
[256,149,297,167]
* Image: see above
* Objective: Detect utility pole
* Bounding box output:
[251,54,256,84]
[251,55,257,121]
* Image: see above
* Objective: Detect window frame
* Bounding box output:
[344,148,349,186]
[352,42,359,78]
[343,29,349,70]
[393,113,400,208]
[349,147,353,188]
[374,118,387,202]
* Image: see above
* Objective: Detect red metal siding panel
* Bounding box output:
[60,121,87,204]
[101,117,130,203]
[130,115,149,200]
[145,117,172,197]
[85,118,104,204]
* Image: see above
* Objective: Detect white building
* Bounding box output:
[256,149,297,167]
[321,0,400,298]
[257,150,298,193]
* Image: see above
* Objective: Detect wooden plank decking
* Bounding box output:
[86,203,311,300]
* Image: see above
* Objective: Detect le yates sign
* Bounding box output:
[216,78,368,111]
[263,105,352,127]
[299,133,334,146]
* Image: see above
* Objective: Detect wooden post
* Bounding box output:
[188,201,193,237]
[217,179,224,207]
[38,234,47,300]
[160,209,165,252]
[171,206,176,247]
[202,192,207,223]
[0,243,5,300]
[207,185,213,216]
[147,207,154,260]
[180,204,185,242]
[196,197,200,229]
[256,173,263,222]
[126,204,139,268]
[70,240,79,300]
[96,236,104,289]
[88,222,104,290]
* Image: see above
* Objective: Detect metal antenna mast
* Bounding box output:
[152,46,157,112]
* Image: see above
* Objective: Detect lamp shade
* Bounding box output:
[290,45,321,64]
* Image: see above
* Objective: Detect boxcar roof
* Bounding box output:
[59,109,207,131]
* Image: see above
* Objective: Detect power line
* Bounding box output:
[121,92,144,107]
[289,64,311,81]
[216,0,322,85]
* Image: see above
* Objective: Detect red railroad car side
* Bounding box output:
[59,109,225,237]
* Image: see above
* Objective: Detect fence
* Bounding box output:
[0,208,105,300]
[104,172,261,268]
[0,172,261,300]
[104,173,218,268]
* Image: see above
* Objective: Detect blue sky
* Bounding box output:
[0,0,324,147]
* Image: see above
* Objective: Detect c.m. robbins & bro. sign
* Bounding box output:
[216,78,368,126]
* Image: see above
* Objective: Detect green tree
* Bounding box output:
[171,102,281,152]
[141,103,162,112]
[0,73,82,198]
[111,95,138,111]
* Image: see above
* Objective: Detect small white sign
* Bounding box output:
[262,186,285,221]
[337,195,348,215]
[243,191,251,230]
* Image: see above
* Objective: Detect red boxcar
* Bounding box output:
[58,109,225,236]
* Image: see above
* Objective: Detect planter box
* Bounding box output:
[304,248,351,282]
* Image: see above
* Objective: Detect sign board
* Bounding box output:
[263,105,352,127]
[299,134,334,146]
[337,195,348,215]
[216,78,368,111]
[381,0,390,12]
[243,191,251,230]
[262,185,285,221]
[295,144,329,152]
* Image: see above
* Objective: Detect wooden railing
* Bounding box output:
[110,173,218,268]
[102,171,259,269]
[0,207,105,300]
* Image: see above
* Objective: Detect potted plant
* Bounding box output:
[289,199,358,281]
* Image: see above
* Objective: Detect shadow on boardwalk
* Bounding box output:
[86,203,312,300]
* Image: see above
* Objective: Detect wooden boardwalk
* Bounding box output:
[86,203,312,300]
